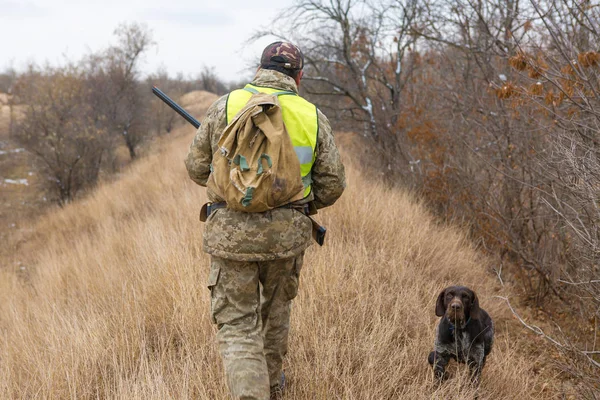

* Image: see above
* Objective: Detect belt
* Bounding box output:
[204,202,310,220]
[199,201,326,246]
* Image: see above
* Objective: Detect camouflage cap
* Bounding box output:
[260,41,304,70]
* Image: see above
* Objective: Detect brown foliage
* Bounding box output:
[496,82,518,99]
[577,51,600,68]
[509,52,529,71]
[527,65,542,78]
[560,64,576,76]
[529,82,543,96]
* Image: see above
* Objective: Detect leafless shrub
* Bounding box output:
[146,70,187,136]
[256,0,427,180]
[82,22,155,160]
[518,1,600,365]
[11,65,108,205]
[194,66,228,95]
[0,67,17,94]
[418,0,600,385]
[264,0,599,388]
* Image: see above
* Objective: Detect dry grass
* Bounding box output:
[179,91,220,123]
[0,125,560,399]
[0,93,11,135]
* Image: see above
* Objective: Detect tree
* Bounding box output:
[259,0,427,178]
[11,65,108,205]
[265,0,600,384]
[507,2,600,371]
[195,66,228,95]
[147,70,180,135]
[413,0,600,381]
[83,22,155,160]
[0,66,17,93]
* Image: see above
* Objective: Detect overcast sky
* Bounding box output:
[1,0,295,82]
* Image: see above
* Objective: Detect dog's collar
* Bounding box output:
[448,317,471,334]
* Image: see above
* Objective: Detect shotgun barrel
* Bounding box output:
[152,86,200,129]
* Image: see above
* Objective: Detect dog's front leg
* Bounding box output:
[467,351,484,386]
[428,351,450,381]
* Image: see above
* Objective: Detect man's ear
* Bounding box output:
[435,289,446,317]
[470,291,481,320]
[294,70,303,86]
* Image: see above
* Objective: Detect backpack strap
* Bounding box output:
[257,154,273,175]
[243,87,260,94]
[272,90,297,96]
[243,86,297,97]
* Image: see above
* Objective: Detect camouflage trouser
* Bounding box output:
[208,253,304,400]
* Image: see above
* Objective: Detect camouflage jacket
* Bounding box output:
[185,69,346,261]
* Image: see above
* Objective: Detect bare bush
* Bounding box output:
[195,66,228,95]
[259,0,428,178]
[266,0,599,385]
[5,21,236,205]
[82,22,154,160]
[509,0,600,364]
[11,66,108,205]
[0,67,17,94]
[413,0,600,378]
[146,70,186,135]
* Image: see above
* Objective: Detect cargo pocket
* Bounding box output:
[207,264,221,324]
[284,253,304,301]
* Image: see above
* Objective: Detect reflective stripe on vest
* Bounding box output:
[226,84,318,198]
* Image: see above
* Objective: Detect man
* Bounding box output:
[185,41,346,400]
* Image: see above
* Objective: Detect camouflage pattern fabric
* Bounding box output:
[260,41,304,70]
[204,207,312,262]
[208,253,304,400]
[185,68,346,261]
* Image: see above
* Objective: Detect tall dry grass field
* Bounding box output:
[0,126,558,399]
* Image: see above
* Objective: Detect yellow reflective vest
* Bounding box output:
[226,84,318,198]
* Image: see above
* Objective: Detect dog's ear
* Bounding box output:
[435,289,446,317]
[470,290,481,320]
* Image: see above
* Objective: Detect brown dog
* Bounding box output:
[428,286,494,385]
